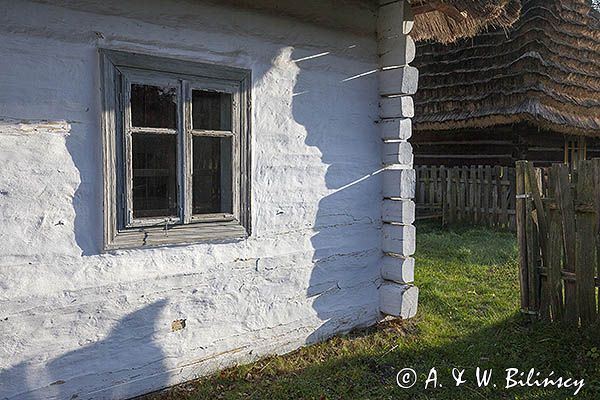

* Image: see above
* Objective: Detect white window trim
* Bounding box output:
[99,49,251,251]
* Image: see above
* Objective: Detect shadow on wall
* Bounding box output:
[0,301,168,400]
[284,46,383,344]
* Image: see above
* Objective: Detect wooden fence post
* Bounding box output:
[515,161,530,312]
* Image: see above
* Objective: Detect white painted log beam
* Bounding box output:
[382,199,415,224]
[380,283,419,318]
[377,0,418,318]
[382,255,414,283]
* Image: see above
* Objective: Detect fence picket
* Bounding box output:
[515,161,530,311]
[555,164,578,323]
[574,161,596,324]
[546,167,564,321]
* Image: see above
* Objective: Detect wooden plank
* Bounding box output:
[421,166,427,205]
[594,159,600,315]
[484,165,492,227]
[555,163,578,323]
[526,163,549,319]
[474,165,479,223]
[458,168,466,223]
[493,166,501,228]
[429,166,437,210]
[515,161,530,311]
[441,166,448,226]
[574,160,596,324]
[448,167,457,224]
[546,167,564,321]
[509,167,517,230]
[523,162,539,313]
[501,167,509,228]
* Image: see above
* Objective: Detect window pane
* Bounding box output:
[192,90,232,131]
[193,136,233,214]
[132,134,178,218]
[131,84,177,129]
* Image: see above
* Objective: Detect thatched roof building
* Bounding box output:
[411,0,600,166]
[409,0,522,43]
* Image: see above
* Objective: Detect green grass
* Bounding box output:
[146,223,600,399]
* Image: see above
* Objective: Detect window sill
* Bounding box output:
[104,220,248,251]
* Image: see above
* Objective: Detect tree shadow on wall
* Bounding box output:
[0,300,168,400]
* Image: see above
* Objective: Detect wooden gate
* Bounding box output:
[516,159,600,324]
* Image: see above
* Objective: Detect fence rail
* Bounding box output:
[516,159,600,324]
[415,165,516,229]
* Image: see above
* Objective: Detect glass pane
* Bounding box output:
[132,134,178,218]
[131,84,177,129]
[192,90,232,131]
[193,136,233,214]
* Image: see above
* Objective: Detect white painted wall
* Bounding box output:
[0,0,383,398]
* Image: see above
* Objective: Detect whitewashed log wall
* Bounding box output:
[377,0,419,318]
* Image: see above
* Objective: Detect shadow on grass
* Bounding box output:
[145,315,600,400]
[144,224,600,400]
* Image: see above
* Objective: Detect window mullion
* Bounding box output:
[181,80,193,224]
[122,76,134,227]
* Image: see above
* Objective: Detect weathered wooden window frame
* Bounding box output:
[99,49,251,250]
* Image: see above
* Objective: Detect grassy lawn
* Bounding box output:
[146,223,600,399]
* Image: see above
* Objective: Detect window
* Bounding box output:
[100,50,251,250]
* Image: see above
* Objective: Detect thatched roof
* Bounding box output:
[410,0,522,44]
[412,0,600,137]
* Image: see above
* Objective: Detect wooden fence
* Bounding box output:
[516,159,600,324]
[415,165,516,229]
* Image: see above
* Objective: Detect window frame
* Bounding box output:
[99,49,251,250]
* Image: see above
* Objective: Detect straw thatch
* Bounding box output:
[409,0,522,43]
[412,0,600,137]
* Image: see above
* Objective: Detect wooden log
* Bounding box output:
[377,0,406,39]
[379,35,416,66]
[574,160,596,324]
[383,141,413,165]
[381,255,414,283]
[380,118,412,140]
[555,163,578,323]
[378,0,414,37]
[382,199,415,224]
[380,96,414,119]
[383,168,415,199]
[382,223,416,256]
[380,283,419,318]
[379,66,419,96]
